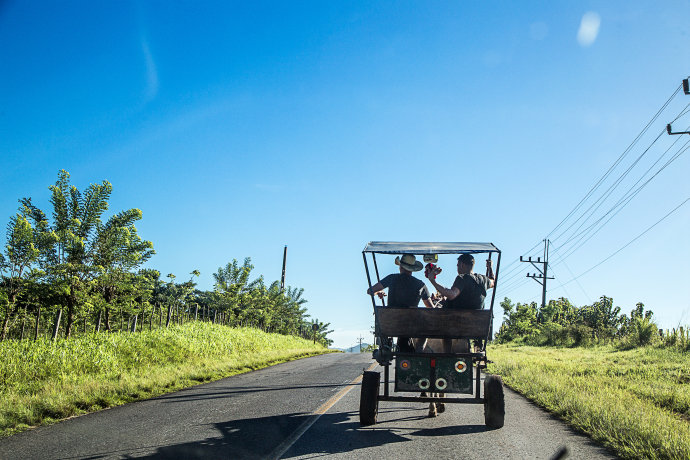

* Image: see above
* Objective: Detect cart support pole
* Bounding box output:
[487,250,501,343]
[364,252,383,342]
[384,363,390,397]
[372,253,385,307]
[475,360,482,399]
[363,253,377,310]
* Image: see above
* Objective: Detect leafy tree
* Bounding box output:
[0,205,53,340]
[93,208,154,331]
[213,258,262,325]
[20,170,111,336]
[539,297,576,326]
[310,319,333,346]
[20,170,153,337]
[578,296,622,339]
[495,297,539,343]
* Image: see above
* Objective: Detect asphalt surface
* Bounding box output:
[0,353,617,459]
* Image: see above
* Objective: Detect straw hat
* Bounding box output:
[395,254,423,272]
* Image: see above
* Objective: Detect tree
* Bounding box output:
[310,319,333,346]
[213,258,261,325]
[579,296,622,339]
[93,208,155,331]
[21,170,153,337]
[0,205,53,340]
[495,297,539,342]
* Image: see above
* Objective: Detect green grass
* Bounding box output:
[0,323,333,437]
[488,344,690,460]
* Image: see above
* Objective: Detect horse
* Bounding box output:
[413,337,470,417]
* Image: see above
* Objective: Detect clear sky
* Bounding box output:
[1,1,689,349]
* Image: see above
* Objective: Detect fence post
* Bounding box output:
[34,307,41,341]
[52,309,62,340]
[166,305,172,328]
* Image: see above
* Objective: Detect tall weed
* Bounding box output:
[489,345,690,459]
[0,323,330,436]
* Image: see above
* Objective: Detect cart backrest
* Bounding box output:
[376,307,491,340]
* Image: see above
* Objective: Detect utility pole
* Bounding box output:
[520,239,554,309]
[280,245,287,291]
[666,77,690,135]
[357,334,364,352]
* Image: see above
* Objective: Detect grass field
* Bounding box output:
[0,323,332,437]
[488,344,690,460]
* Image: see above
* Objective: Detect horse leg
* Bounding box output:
[428,393,437,417]
[436,392,445,413]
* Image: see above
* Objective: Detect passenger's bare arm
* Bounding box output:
[422,298,433,308]
[367,282,384,296]
[426,267,461,300]
[486,259,495,288]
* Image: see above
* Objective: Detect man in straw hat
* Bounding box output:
[367,254,433,352]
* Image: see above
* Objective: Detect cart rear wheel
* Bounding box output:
[484,374,505,428]
[359,371,380,426]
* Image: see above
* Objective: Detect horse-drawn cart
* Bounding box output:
[360,242,505,428]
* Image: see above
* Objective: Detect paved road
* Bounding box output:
[0,353,616,459]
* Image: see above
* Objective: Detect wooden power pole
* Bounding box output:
[280,245,287,291]
[520,239,554,309]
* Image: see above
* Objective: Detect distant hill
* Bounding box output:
[332,343,372,353]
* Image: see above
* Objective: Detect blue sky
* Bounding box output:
[1,1,689,348]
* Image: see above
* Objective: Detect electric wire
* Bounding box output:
[543,84,682,242]
[503,85,683,293]
[549,244,592,303]
[554,127,688,253]
[549,128,666,247]
[497,84,686,302]
[552,196,690,290]
[547,101,690,266]
[553,136,690,265]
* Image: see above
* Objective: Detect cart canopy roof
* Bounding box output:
[363,241,499,255]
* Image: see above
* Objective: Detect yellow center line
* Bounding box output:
[268,361,379,460]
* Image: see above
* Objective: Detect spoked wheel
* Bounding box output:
[359,371,380,426]
[484,374,505,428]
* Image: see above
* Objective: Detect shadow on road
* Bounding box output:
[153,382,353,403]
[410,424,489,436]
[118,411,415,459]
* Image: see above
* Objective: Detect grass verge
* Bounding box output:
[0,322,334,437]
[488,344,690,460]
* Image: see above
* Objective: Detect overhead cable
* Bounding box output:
[553,196,690,289]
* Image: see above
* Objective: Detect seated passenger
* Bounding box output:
[425,254,494,309]
[425,254,495,353]
[367,254,433,352]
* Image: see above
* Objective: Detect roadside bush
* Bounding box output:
[661,326,690,351]
[567,324,595,347]
[622,316,660,348]
[496,296,686,351]
[525,323,567,346]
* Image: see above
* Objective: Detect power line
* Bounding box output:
[551,103,690,258]
[544,84,682,242]
[498,82,687,301]
[553,137,690,264]
[550,129,667,247]
[553,196,690,290]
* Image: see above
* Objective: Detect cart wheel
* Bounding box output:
[360,371,380,426]
[484,374,505,428]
